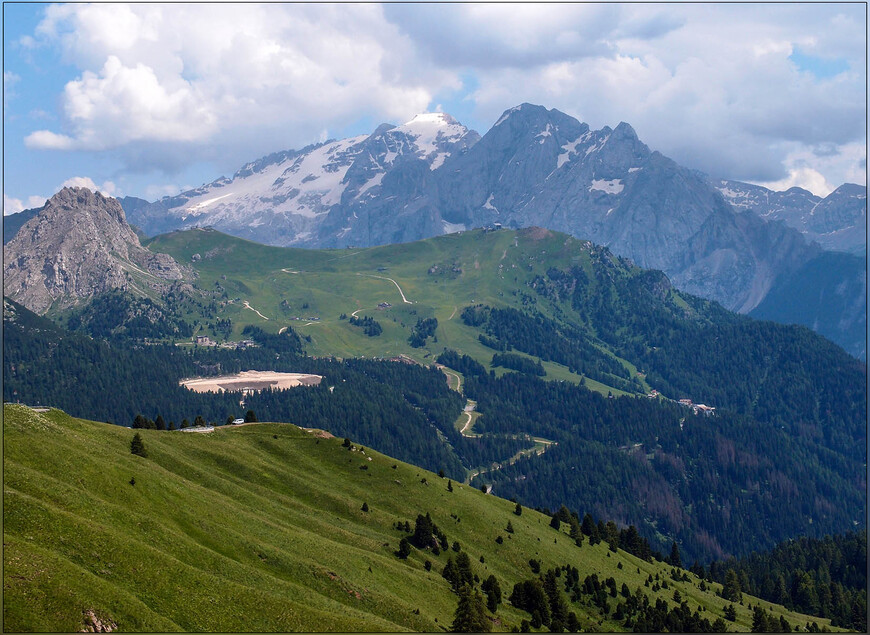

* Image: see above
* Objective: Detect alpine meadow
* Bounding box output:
[3,3,866,633]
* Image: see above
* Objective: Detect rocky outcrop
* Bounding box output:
[80,609,116,633]
[3,187,190,314]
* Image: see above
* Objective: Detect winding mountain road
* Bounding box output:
[356,273,413,304]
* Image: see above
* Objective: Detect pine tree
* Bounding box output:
[722,569,742,602]
[669,541,682,568]
[751,605,770,632]
[451,584,491,632]
[155,415,166,431]
[514,502,522,516]
[361,502,369,512]
[448,480,454,492]
[456,551,474,588]
[481,574,502,613]
[244,409,257,423]
[130,432,148,457]
[412,513,436,549]
[397,537,411,559]
[443,557,460,589]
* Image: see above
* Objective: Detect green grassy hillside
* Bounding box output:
[3,404,841,632]
[146,227,633,394]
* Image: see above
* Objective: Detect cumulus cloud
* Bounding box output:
[4,193,48,215]
[59,176,118,196]
[25,4,451,169]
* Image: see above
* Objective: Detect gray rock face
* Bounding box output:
[3,187,189,314]
[715,180,866,254]
[395,104,819,314]
[127,112,480,246]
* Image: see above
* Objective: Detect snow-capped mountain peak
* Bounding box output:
[132,113,479,243]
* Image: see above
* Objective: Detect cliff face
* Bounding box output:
[3,187,189,314]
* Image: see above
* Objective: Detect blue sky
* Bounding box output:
[4,3,866,214]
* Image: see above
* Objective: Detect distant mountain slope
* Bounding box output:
[750,250,867,359]
[3,205,42,245]
[714,180,866,254]
[3,403,844,632]
[3,188,190,314]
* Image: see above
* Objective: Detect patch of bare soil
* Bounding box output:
[180,371,322,394]
[520,226,553,241]
[304,428,335,439]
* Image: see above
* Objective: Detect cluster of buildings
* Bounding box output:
[647,389,715,416]
[194,335,256,349]
[678,398,716,416]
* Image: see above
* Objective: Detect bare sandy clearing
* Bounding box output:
[180,370,322,394]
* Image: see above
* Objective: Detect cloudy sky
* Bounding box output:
[3,3,866,214]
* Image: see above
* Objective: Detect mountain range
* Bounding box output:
[26,103,858,357]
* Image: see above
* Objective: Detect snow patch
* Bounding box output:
[442,220,466,234]
[357,172,384,197]
[557,132,591,168]
[394,112,467,169]
[628,167,642,173]
[494,106,522,127]
[589,179,624,195]
[536,123,553,144]
[483,193,499,213]
[186,193,233,213]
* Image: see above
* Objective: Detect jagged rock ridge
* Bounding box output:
[714,180,866,254]
[3,187,190,314]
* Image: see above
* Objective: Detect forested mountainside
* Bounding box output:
[5,229,865,564]
[706,531,866,631]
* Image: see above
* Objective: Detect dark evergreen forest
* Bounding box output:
[704,531,867,631]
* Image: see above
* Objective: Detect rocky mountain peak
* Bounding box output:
[3,187,190,314]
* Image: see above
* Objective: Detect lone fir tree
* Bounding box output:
[130,432,148,457]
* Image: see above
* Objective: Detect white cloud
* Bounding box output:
[144,183,185,201]
[752,142,866,196]
[24,130,75,150]
[4,193,47,215]
[59,176,119,197]
[755,168,834,197]
[26,4,450,166]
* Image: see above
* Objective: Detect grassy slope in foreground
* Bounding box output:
[3,405,841,633]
